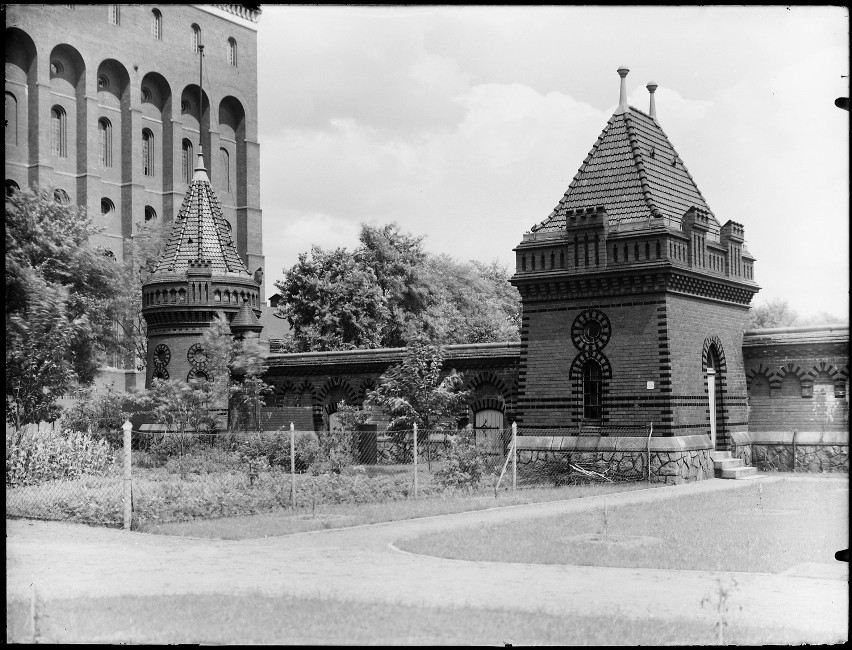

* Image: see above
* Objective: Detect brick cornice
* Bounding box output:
[512,266,758,305]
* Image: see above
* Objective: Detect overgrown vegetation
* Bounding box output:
[435,428,489,490]
[5,427,114,488]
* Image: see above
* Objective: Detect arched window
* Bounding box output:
[220,147,230,192]
[227,37,238,66]
[151,9,162,40]
[748,373,771,398]
[53,188,70,204]
[5,92,17,146]
[101,198,115,217]
[5,179,20,197]
[98,118,112,168]
[145,206,157,222]
[182,139,193,184]
[191,24,201,53]
[51,106,67,158]
[108,5,120,26]
[582,360,603,420]
[142,129,154,176]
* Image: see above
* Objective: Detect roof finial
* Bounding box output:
[193,43,209,182]
[616,66,630,115]
[646,81,658,120]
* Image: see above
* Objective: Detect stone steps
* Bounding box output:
[710,451,759,479]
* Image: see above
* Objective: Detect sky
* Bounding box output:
[257,5,849,319]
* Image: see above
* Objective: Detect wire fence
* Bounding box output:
[7,421,654,529]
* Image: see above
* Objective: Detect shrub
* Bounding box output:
[60,384,131,448]
[238,430,320,472]
[6,427,114,487]
[313,427,357,474]
[435,428,488,490]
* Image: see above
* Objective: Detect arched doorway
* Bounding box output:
[705,342,726,450]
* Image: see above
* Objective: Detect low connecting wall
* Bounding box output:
[730,430,849,473]
[516,435,713,485]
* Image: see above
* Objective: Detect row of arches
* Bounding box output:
[143,286,260,308]
[6,28,249,204]
[746,362,848,398]
[266,371,519,430]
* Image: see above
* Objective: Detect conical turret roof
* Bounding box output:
[149,150,252,278]
[530,105,719,238]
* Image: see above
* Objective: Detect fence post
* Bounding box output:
[511,421,517,491]
[123,420,132,530]
[290,422,296,510]
[413,423,418,498]
[647,422,654,483]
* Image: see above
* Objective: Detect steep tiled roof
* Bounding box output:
[150,152,252,278]
[231,299,263,332]
[531,106,719,238]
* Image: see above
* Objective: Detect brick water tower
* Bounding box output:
[511,67,760,449]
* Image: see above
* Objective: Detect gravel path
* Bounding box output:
[6,476,848,642]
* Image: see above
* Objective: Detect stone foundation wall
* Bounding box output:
[730,431,848,473]
[515,435,713,485]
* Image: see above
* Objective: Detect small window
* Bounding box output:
[51,106,67,158]
[145,206,157,222]
[97,74,109,89]
[5,179,20,197]
[181,99,190,114]
[53,188,70,204]
[142,129,154,177]
[141,86,152,103]
[151,9,162,40]
[108,5,120,26]
[182,139,193,184]
[582,360,603,420]
[5,92,17,146]
[98,118,112,168]
[613,245,618,262]
[656,241,661,259]
[220,147,230,192]
[50,60,64,77]
[101,198,115,216]
[227,37,237,66]
[191,24,201,53]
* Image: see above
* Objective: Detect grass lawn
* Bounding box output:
[396,476,849,574]
[5,591,834,645]
[141,480,656,539]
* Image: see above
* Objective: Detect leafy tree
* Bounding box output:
[109,217,170,370]
[748,298,799,329]
[365,337,469,463]
[423,254,520,344]
[275,246,389,351]
[198,312,272,432]
[273,222,522,351]
[5,187,123,424]
[356,223,432,346]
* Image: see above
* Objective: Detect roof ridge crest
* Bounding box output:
[622,112,658,225]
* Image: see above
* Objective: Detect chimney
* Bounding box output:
[646,81,658,120]
[615,66,629,114]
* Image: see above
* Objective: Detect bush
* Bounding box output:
[238,430,320,472]
[435,428,488,490]
[60,384,131,448]
[6,427,114,487]
[314,427,357,474]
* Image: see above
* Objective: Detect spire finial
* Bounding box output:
[616,66,630,115]
[646,81,658,120]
